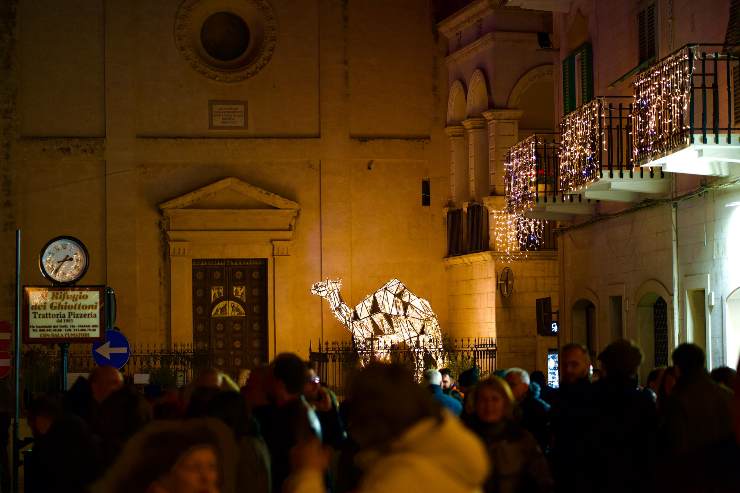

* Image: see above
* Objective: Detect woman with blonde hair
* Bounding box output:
[464,376,553,493]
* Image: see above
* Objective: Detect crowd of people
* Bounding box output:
[20,340,740,493]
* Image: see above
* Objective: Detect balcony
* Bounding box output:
[559,97,669,202]
[505,134,593,220]
[633,44,740,176]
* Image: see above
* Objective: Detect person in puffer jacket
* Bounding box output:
[464,376,553,493]
[285,362,490,493]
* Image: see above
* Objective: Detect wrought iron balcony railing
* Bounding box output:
[633,44,740,165]
[505,134,565,214]
[559,97,659,192]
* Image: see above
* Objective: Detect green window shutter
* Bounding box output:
[562,55,576,114]
[580,42,594,104]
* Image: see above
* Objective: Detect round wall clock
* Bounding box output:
[39,236,89,285]
[498,267,514,298]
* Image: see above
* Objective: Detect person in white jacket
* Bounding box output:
[285,362,490,493]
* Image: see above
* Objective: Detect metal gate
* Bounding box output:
[192,259,268,377]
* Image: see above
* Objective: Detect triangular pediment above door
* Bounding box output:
[159,177,300,233]
[159,177,299,211]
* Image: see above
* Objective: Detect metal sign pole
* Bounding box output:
[59,343,69,392]
[12,230,21,493]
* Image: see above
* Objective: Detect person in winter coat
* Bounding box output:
[424,369,463,416]
[504,368,550,453]
[255,353,321,493]
[92,418,236,493]
[659,343,734,457]
[587,340,657,493]
[548,344,594,493]
[205,391,272,493]
[26,395,101,493]
[285,362,489,493]
[464,376,553,493]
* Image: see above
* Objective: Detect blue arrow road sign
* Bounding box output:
[92,330,130,369]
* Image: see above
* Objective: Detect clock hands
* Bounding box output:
[52,255,73,275]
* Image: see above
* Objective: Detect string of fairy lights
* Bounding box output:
[500,46,699,259]
[501,135,549,258]
[505,135,539,214]
[632,45,693,163]
[491,208,546,261]
[559,98,606,191]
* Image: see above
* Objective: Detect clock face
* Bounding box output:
[40,236,89,284]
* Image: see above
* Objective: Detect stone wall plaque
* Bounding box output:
[209,100,247,129]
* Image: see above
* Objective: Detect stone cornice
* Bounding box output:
[437,0,497,38]
[462,117,487,130]
[445,31,538,64]
[15,137,105,160]
[483,109,525,121]
[443,250,495,266]
[446,32,496,64]
[445,125,466,138]
[443,249,558,266]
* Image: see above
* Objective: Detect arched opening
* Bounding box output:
[636,293,669,384]
[466,69,489,117]
[447,80,469,204]
[508,65,555,136]
[726,287,740,367]
[447,80,467,125]
[571,299,597,361]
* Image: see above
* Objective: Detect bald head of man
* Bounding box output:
[89,365,124,403]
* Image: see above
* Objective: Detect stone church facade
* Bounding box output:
[0,0,455,368]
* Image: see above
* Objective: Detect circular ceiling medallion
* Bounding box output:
[174,0,277,83]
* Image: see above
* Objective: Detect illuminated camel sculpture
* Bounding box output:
[311,278,444,373]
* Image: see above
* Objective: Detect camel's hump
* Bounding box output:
[353,278,435,319]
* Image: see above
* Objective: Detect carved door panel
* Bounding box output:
[192,259,268,377]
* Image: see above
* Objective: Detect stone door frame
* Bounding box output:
[160,177,300,360]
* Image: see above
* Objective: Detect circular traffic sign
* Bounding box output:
[92,329,130,370]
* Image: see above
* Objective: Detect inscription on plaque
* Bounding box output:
[209,100,247,129]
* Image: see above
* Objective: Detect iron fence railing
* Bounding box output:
[633,43,740,164]
[559,96,660,192]
[20,344,211,401]
[505,134,583,214]
[309,337,497,398]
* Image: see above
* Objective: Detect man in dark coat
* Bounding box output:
[549,343,595,493]
[504,368,550,452]
[255,353,321,493]
[586,340,657,493]
[26,395,101,493]
[660,343,733,456]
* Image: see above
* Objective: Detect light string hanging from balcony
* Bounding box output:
[505,135,539,214]
[492,209,546,261]
[633,46,693,163]
[559,98,606,191]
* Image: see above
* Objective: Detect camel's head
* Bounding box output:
[310,279,342,298]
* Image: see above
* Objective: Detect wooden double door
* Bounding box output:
[192,259,268,377]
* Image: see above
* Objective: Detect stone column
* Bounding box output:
[445,125,467,204]
[168,241,192,345]
[463,117,488,200]
[483,109,524,196]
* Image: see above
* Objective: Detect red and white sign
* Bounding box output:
[0,321,11,379]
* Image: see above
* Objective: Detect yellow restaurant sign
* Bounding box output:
[23,286,106,344]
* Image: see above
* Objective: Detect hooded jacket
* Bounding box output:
[288,412,489,493]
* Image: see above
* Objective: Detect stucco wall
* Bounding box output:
[444,252,558,371]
